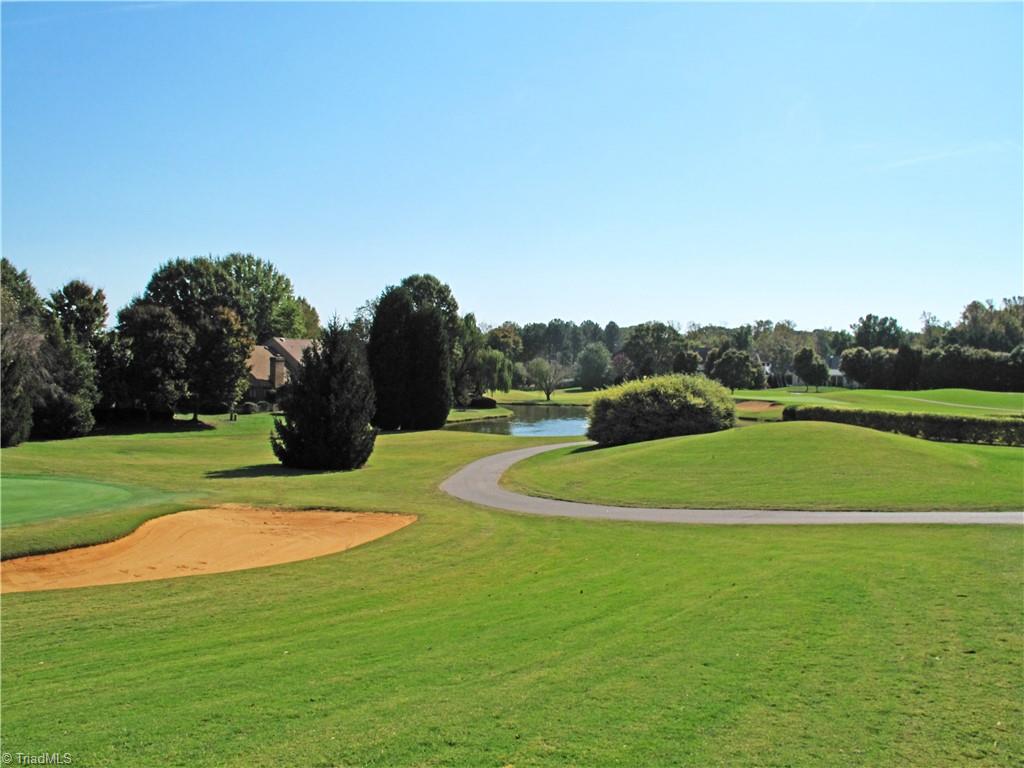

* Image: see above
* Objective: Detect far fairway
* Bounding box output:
[503,421,1024,511]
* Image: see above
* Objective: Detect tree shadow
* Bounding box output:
[91,419,217,436]
[205,464,329,479]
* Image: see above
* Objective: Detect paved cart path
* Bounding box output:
[441,441,1024,526]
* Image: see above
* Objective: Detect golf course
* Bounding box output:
[2,409,1022,766]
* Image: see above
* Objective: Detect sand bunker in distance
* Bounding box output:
[1,505,416,594]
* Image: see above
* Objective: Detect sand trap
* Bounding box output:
[736,400,779,412]
[1,505,416,594]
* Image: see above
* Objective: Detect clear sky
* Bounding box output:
[2,2,1021,332]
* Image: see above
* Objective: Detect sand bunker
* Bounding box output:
[1,505,416,594]
[736,400,779,412]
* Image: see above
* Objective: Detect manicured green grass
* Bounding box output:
[1,475,175,527]
[446,406,513,423]
[505,421,1024,511]
[491,387,597,406]
[733,387,1024,418]
[2,416,1022,766]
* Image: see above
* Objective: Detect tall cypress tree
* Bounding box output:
[367,286,415,430]
[271,320,377,470]
[406,305,452,430]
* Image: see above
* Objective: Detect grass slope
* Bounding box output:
[504,422,1024,511]
[491,387,596,406]
[446,406,513,423]
[1,416,1022,766]
[1,475,175,527]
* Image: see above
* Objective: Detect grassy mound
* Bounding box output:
[504,421,1024,511]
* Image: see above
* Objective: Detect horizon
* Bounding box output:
[2,2,1021,332]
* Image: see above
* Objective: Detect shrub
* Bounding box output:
[781,405,1024,447]
[576,342,611,390]
[256,400,271,413]
[587,374,735,447]
[469,395,497,409]
[239,401,258,414]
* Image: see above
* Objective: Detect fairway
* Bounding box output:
[504,421,1024,511]
[731,387,1024,417]
[1,475,173,527]
[2,416,1022,766]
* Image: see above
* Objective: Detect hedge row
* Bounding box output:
[781,405,1024,447]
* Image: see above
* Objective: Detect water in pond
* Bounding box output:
[446,404,589,437]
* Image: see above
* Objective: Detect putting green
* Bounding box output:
[1,475,172,527]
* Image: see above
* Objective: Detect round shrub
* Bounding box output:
[587,374,735,447]
[239,401,258,415]
[469,395,497,409]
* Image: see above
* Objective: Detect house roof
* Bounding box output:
[268,337,313,367]
[247,345,276,384]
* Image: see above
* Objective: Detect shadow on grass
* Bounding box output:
[205,464,329,479]
[91,419,217,436]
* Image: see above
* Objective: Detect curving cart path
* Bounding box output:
[441,441,1024,526]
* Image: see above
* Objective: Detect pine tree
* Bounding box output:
[367,286,415,430]
[406,305,451,429]
[271,320,377,470]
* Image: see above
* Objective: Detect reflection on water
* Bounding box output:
[446,403,589,437]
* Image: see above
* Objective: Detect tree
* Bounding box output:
[476,348,514,393]
[944,298,1024,352]
[839,347,872,386]
[451,313,484,406]
[144,257,244,331]
[520,323,547,361]
[852,314,906,349]
[576,342,611,390]
[486,322,524,360]
[189,307,254,417]
[610,352,634,384]
[367,286,415,430]
[271,320,377,470]
[753,322,801,387]
[526,358,566,400]
[116,301,194,418]
[220,253,306,340]
[405,305,452,429]
[622,322,682,377]
[672,349,700,374]
[792,347,828,391]
[48,280,108,349]
[828,329,854,356]
[366,286,451,430]
[709,349,760,391]
[579,320,603,346]
[603,321,623,353]
[31,321,100,439]
[0,285,41,446]
[295,296,321,338]
[1,258,46,320]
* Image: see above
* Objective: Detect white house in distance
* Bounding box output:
[245,337,313,402]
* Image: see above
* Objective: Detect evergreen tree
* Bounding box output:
[367,286,415,430]
[117,301,194,418]
[32,322,100,439]
[272,320,377,470]
[406,305,452,429]
[0,286,39,446]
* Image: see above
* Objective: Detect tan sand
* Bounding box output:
[735,400,779,412]
[1,505,416,594]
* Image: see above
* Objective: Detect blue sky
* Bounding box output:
[2,2,1021,332]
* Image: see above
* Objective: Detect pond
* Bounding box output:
[446,404,589,437]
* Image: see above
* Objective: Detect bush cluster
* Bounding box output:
[468,395,497,409]
[840,344,1023,392]
[781,405,1024,447]
[587,374,735,447]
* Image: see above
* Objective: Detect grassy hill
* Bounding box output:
[504,421,1024,511]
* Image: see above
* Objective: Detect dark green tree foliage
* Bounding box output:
[486,322,524,360]
[520,323,547,361]
[944,298,1023,352]
[272,320,377,470]
[190,307,254,416]
[48,280,108,349]
[588,374,735,447]
[672,349,700,374]
[852,314,906,349]
[622,322,682,377]
[579,320,603,346]
[117,301,194,417]
[144,257,244,331]
[709,348,762,391]
[451,313,484,405]
[367,287,415,430]
[221,253,306,340]
[295,296,321,338]
[1,258,46,320]
[31,322,99,439]
[840,347,872,386]
[603,321,623,354]
[576,342,611,390]
[792,347,829,391]
[474,348,513,393]
[367,287,452,430]
[406,306,452,429]
[1,286,40,446]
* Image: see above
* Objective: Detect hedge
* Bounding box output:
[782,405,1024,447]
[588,374,735,447]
